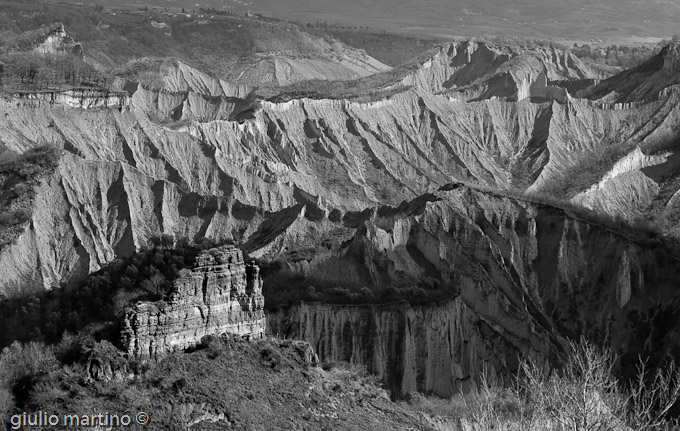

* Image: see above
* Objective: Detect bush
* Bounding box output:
[455,338,680,431]
[260,346,282,371]
[0,341,59,412]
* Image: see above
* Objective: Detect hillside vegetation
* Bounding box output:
[404,338,680,431]
[0,1,383,83]
[0,334,430,431]
[309,28,440,67]
[0,51,109,92]
[0,146,60,250]
[2,331,679,430]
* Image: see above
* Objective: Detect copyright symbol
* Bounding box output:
[135,412,149,425]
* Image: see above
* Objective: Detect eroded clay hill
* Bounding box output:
[400,41,615,101]
[267,184,680,397]
[2,36,680,294]
[111,40,391,92]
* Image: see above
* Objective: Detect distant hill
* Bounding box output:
[78,0,680,40]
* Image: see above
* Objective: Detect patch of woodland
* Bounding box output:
[259,260,454,311]
[0,51,110,92]
[571,43,661,69]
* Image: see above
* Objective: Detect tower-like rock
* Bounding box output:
[120,245,265,359]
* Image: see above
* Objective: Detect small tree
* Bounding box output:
[525,340,626,431]
[626,358,680,431]
[519,338,680,431]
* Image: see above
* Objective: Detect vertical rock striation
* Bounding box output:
[268,299,548,398]
[120,245,265,359]
[266,185,680,397]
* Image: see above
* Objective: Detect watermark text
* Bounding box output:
[9,411,149,429]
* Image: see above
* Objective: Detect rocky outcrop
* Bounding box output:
[120,245,265,359]
[34,23,82,56]
[11,89,130,109]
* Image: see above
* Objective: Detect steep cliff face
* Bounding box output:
[11,90,130,110]
[120,245,265,359]
[268,299,551,398]
[266,185,680,396]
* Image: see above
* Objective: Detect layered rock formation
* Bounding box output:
[120,245,265,359]
[11,89,130,110]
[267,185,680,396]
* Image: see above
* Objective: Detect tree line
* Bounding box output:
[0,52,110,92]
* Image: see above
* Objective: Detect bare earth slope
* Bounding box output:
[5,39,680,293]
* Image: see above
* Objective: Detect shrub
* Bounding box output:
[519,340,628,430]
[401,338,680,430]
[260,346,282,371]
[470,338,680,431]
[0,341,59,411]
